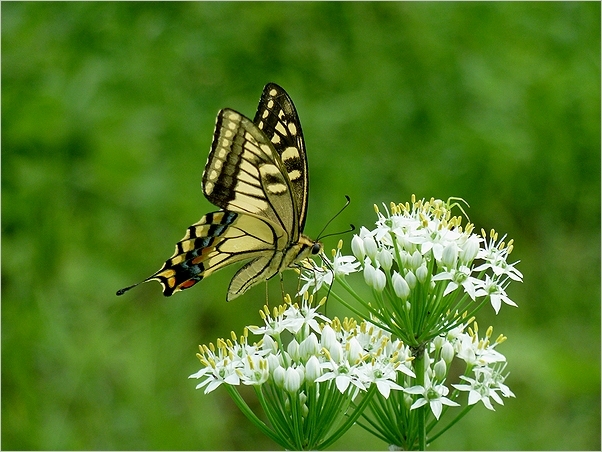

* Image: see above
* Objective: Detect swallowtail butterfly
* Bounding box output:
[117,83,322,300]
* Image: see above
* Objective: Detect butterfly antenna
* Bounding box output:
[316,195,352,241]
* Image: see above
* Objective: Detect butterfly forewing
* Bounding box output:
[253,83,308,233]
[203,109,296,239]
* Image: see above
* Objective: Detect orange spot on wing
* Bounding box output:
[180,279,198,290]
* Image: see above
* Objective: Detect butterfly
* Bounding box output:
[117,83,322,301]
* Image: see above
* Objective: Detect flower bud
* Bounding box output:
[392,271,411,299]
[410,250,423,270]
[287,339,300,361]
[296,365,305,385]
[405,270,417,289]
[267,354,281,373]
[416,264,429,283]
[347,337,363,364]
[273,366,286,388]
[351,235,365,261]
[363,235,378,260]
[373,267,386,292]
[404,393,414,410]
[305,355,322,382]
[434,359,447,380]
[460,235,480,265]
[284,367,301,393]
[262,334,277,353]
[377,248,393,272]
[329,342,343,363]
[320,324,337,350]
[441,242,458,269]
[299,333,320,359]
[441,341,455,364]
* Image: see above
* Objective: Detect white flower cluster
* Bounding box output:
[189,295,415,400]
[405,322,515,420]
[301,197,522,315]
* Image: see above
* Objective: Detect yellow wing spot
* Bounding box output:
[267,100,274,109]
[288,169,302,181]
[275,121,287,135]
[269,88,278,97]
[223,129,234,138]
[226,121,238,130]
[161,268,177,279]
[281,146,299,161]
[271,134,281,144]
[260,163,282,178]
[205,181,214,195]
[262,110,269,119]
[287,123,297,135]
[181,240,194,252]
[217,148,228,159]
[266,182,288,195]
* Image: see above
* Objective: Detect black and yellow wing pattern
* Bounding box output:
[117,83,322,301]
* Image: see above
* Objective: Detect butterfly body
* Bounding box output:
[117,84,321,301]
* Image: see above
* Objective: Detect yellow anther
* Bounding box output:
[486,325,493,339]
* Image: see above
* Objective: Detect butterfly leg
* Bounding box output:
[279,273,286,302]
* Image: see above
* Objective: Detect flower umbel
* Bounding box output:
[294,195,520,450]
[190,294,410,450]
[301,196,521,347]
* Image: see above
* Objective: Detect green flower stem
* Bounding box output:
[225,385,284,447]
[427,403,475,444]
[414,351,427,451]
[319,386,378,450]
[332,277,396,336]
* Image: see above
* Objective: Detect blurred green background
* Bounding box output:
[2,2,600,450]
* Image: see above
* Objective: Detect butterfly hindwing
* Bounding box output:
[144,210,288,296]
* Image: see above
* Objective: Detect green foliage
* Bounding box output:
[2,2,599,450]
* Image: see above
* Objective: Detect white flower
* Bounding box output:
[405,374,459,420]
[475,233,523,282]
[432,265,480,300]
[474,275,518,314]
[454,329,506,367]
[316,358,366,394]
[453,365,514,411]
[240,355,269,386]
[190,358,241,394]
[333,252,361,276]
[283,298,330,334]
[359,361,403,399]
